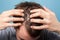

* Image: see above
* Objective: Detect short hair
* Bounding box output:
[15,2,44,38]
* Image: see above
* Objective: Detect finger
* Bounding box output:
[40,9,50,18]
[44,6,52,13]
[30,12,41,18]
[9,17,24,22]
[31,19,44,23]
[30,9,41,13]
[12,9,24,16]
[2,9,24,17]
[43,6,55,15]
[6,23,21,27]
[10,12,24,17]
[2,17,24,22]
[31,25,48,30]
[30,19,50,24]
[12,9,24,12]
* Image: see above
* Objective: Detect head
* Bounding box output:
[15,2,44,39]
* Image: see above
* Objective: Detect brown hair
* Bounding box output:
[15,2,44,38]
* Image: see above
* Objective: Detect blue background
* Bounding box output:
[0,0,60,21]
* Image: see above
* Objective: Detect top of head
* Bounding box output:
[15,2,44,10]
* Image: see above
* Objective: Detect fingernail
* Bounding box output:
[30,10,32,12]
[31,26,33,28]
[30,15,32,18]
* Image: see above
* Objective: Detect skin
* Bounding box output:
[0,7,60,40]
[0,9,24,29]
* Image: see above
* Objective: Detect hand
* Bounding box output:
[0,9,24,30]
[30,7,60,31]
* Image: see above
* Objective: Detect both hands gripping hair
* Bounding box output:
[14,2,44,38]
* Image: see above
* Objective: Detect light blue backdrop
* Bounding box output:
[0,0,60,21]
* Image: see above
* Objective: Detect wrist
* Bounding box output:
[48,22,60,32]
[52,22,60,34]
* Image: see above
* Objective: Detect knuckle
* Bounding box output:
[47,20,51,24]
[46,25,49,27]
[44,19,51,24]
[45,25,49,28]
[3,17,9,22]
